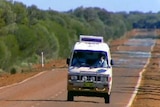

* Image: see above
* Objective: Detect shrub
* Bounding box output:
[10,67,16,74]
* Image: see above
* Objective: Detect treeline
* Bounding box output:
[0,0,160,72]
[130,11,160,29]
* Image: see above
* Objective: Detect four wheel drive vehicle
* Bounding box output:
[66,35,113,103]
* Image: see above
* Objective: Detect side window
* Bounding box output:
[71,53,78,66]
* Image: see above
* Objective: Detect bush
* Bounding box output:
[10,67,16,74]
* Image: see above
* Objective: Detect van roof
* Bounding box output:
[73,41,110,52]
[73,35,110,52]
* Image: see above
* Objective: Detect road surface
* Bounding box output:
[0,30,156,107]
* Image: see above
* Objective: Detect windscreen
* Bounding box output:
[70,50,108,67]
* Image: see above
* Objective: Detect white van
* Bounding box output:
[66,35,113,103]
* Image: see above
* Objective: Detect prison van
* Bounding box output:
[66,35,113,103]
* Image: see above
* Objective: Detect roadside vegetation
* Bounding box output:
[0,0,160,73]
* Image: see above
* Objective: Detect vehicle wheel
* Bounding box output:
[67,91,74,101]
[104,94,110,104]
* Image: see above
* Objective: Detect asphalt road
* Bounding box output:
[0,30,156,107]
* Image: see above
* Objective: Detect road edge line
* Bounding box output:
[126,44,155,107]
[0,70,48,90]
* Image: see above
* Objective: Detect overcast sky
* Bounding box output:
[14,0,160,13]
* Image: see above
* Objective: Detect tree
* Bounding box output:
[13,1,28,24]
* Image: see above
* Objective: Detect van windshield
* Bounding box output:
[70,50,108,68]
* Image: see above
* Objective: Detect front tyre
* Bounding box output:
[104,94,110,104]
[67,91,74,101]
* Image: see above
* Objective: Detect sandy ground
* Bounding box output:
[0,29,159,107]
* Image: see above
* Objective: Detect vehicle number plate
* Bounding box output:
[84,82,93,87]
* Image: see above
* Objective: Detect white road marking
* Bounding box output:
[0,69,58,90]
[0,71,47,90]
[0,68,66,107]
[126,45,155,107]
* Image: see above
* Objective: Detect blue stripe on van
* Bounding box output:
[97,69,107,73]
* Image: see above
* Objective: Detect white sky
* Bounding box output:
[13,0,160,13]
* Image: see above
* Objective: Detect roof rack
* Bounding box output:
[80,35,103,43]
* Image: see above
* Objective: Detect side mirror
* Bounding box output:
[110,59,114,65]
[66,58,70,65]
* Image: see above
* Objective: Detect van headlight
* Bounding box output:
[82,76,88,81]
[90,77,95,82]
[70,75,78,80]
[101,76,108,82]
